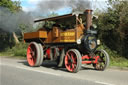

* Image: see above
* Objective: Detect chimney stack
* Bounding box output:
[85,9,92,30]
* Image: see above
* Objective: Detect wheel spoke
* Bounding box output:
[100,64,104,70]
[65,56,68,64]
[27,42,40,67]
[72,64,75,70]
[74,57,77,61]
[93,50,109,71]
[102,61,105,64]
[29,47,32,52]
[73,61,77,64]
[65,49,81,72]
[70,63,72,69]
[100,53,102,57]
[74,64,77,68]
[67,53,71,59]
[71,52,74,59]
[70,53,77,64]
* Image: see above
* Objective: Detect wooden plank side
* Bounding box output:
[39,31,47,38]
[24,31,47,39]
[44,29,76,44]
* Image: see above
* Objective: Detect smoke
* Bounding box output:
[38,0,91,14]
[70,0,91,12]
[0,0,91,33]
[0,7,34,33]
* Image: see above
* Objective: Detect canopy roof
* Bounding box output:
[34,13,73,23]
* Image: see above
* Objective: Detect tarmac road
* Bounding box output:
[0,57,128,85]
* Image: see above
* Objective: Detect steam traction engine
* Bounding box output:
[24,10,109,73]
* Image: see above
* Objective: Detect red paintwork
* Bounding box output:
[82,61,92,64]
[45,47,100,71]
[46,47,62,59]
[82,55,99,64]
[46,48,50,59]
[65,51,77,72]
[82,55,90,60]
[93,56,99,63]
[27,44,37,66]
[58,47,63,50]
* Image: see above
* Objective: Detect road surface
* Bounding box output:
[0,57,128,85]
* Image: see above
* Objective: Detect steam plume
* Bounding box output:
[38,0,91,14]
[0,0,91,33]
[0,7,33,32]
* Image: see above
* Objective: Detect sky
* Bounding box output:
[12,0,108,15]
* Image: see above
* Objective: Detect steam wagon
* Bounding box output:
[24,9,109,73]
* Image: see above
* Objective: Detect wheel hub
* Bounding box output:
[68,58,73,63]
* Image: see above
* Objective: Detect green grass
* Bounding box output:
[0,42,28,58]
[110,57,128,68]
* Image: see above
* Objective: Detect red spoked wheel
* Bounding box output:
[27,42,41,67]
[93,49,109,71]
[65,49,82,73]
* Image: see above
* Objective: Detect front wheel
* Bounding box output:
[93,49,110,71]
[65,49,82,73]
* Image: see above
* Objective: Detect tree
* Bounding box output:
[0,0,21,12]
[95,0,128,57]
[36,12,58,30]
[0,0,22,50]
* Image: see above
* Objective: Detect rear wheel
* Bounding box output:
[38,44,44,66]
[65,49,82,73]
[27,42,41,66]
[93,49,109,71]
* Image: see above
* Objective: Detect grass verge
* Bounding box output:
[97,45,128,68]
[110,57,128,68]
[0,42,28,59]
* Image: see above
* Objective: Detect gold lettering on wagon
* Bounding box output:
[60,32,75,42]
[60,32,75,36]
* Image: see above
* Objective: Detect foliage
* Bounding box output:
[37,12,58,30]
[94,0,128,58]
[0,30,15,51]
[11,42,28,57]
[0,0,22,51]
[97,45,128,68]
[0,0,21,12]
[0,42,28,57]
[110,57,128,67]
